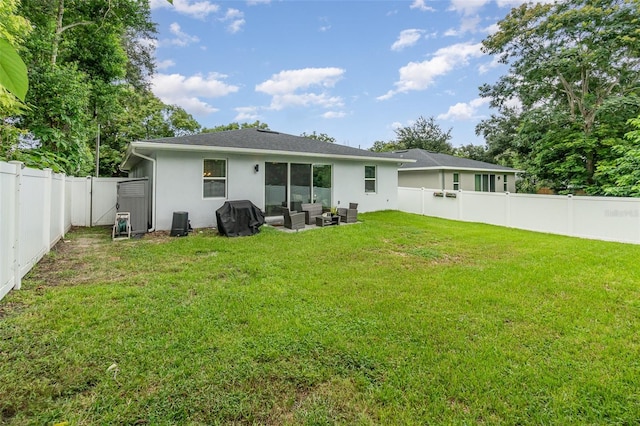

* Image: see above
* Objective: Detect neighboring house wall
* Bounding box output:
[140,151,398,231]
[400,170,517,192]
[398,170,441,189]
[448,171,516,193]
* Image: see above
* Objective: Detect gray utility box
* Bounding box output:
[116,178,150,235]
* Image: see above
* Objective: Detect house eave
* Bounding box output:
[400,166,522,173]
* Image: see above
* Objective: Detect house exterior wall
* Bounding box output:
[400,169,517,192]
[131,150,398,231]
[398,170,441,189]
[450,171,517,193]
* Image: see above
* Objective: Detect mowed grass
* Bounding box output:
[1,210,639,425]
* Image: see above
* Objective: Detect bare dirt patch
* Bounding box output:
[27,231,114,287]
[27,228,166,288]
[25,228,214,288]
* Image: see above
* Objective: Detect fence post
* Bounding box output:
[43,168,52,253]
[60,173,66,237]
[505,192,511,228]
[87,176,93,227]
[421,187,425,216]
[8,161,22,290]
[567,194,574,236]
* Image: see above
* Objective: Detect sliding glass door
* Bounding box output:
[290,163,312,212]
[265,162,287,216]
[313,164,332,208]
[264,163,332,215]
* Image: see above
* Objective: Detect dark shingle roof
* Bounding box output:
[132,128,402,161]
[392,148,518,172]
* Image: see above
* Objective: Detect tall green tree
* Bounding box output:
[15,0,158,175]
[453,144,492,162]
[481,0,640,193]
[201,121,269,133]
[395,116,453,153]
[594,116,640,196]
[99,89,200,176]
[475,107,525,167]
[300,131,336,143]
[369,140,404,152]
[369,116,453,153]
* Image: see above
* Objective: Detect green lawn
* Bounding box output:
[1,211,639,425]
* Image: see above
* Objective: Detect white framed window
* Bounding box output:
[203,159,226,198]
[453,172,459,190]
[503,174,508,191]
[475,173,496,192]
[365,165,376,193]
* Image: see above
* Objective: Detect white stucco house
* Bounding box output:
[120,128,411,231]
[391,149,520,193]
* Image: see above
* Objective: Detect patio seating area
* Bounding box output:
[266,203,359,232]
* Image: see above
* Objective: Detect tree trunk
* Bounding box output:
[51,0,64,66]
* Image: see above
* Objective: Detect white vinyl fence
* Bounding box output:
[399,187,640,245]
[0,161,124,301]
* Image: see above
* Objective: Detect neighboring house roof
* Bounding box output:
[391,148,520,173]
[121,128,413,170]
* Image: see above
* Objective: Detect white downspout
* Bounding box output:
[128,149,157,232]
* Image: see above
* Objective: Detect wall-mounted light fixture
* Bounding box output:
[254,164,259,173]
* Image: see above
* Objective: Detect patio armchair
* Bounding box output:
[282,207,305,231]
[300,202,324,225]
[338,202,358,223]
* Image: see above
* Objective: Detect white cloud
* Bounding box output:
[318,17,331,32]
[444,28,460,37]
[449,0,489,16]
[323,111,346,119]
[391,29,425,51]
[256,68,345,111]
[221,8,245,33]
[247,0,271,5]
[460,15,481,33]
[156,59,176,70]
[444,15,482,36]
[410,0,436,12]
[227,19,245,33]
[164,22,200,46]
[483,23,499,35]
[268,93,344,111]
[234,106,261,122]
[378,42,484,100]
[150,0,220,19]
[151,72,239,115]
[256,68,344,94]
[437,97,489,121]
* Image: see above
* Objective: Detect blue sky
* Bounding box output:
[148,0,528,150]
